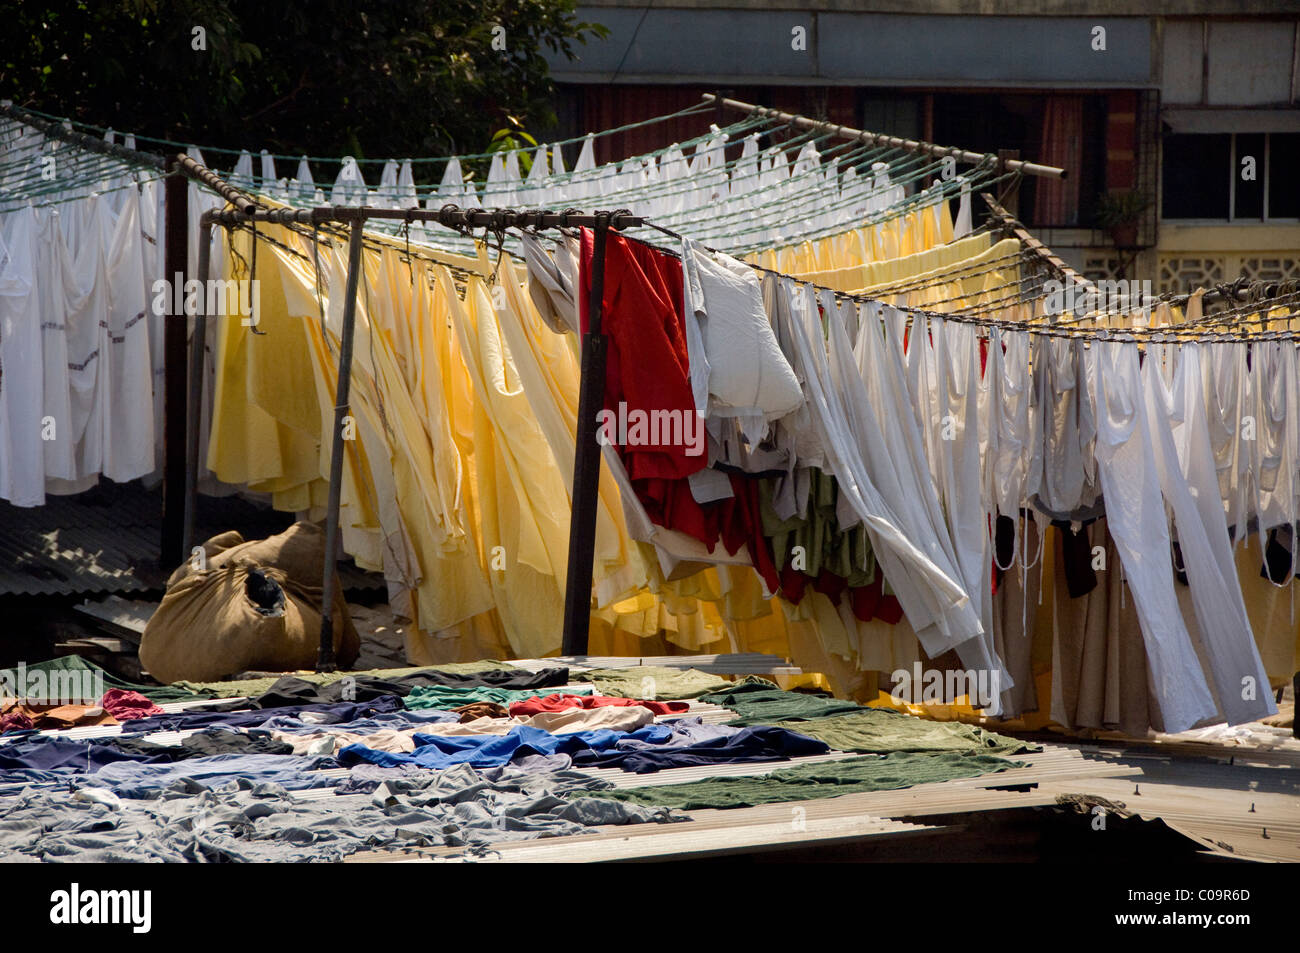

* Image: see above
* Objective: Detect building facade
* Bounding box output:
[546,1,1300,293]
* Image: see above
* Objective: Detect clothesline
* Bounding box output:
[628,217,1300,342]
[13,100,726,167]
[225,189,1300,344]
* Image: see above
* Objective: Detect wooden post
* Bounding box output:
[182,220,213,558]
[161,168,189,569]
[560,212,611,657]
[317,221,366,672]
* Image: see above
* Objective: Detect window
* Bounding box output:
[1162,131,1300,221]
[931,93,1107,229]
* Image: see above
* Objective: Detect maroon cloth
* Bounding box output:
[100,689,165,721]
[0,710,33,733]
[580,229,723,549]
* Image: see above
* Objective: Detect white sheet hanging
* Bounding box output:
[781,280,986,664]
[0,207,43,505]
[681,238,802,434]
[100,187,155,483]
[1026,336,1101,520]
[931,317,997,672]
[1249,340,1299,570]
[987,328,1033,557]
[1089,339,1218,733]
[1144,342,1276,724]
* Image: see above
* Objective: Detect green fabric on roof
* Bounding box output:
[175,660,517,698]
[578,752,1025,810]
[699,681,864,726]
[772,709,1039,755]
[0,655,214,702]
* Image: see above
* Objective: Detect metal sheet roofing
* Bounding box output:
[0,482,382,598]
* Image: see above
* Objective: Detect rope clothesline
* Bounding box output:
[219,185,1300,344]
[9,100,725,167]
[12,96,1294,342]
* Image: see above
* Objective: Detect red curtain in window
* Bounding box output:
[1034,95,1084,226]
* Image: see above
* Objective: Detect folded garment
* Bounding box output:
[271,726,424,756]
[117,695,404,734]
[304,708,658,760]
[508,693,689,717]
[256,710,457,734]
[420,706,656,737]
[0,728,298,773]
[0,700,117,734]
[602,716,739,752]
[177,729,295,758]
[1,655,213,704]
[699,682,863,726]
[100,689,165,721]
[0,736,174,772]
[83,753,338,798]
[770,709,1038,755]
[574,666,733,700]
[336,725,628,771]
[403,685,591,711]
[582,752,1026,809]
[571,724,828,773]
[335,762,437,793]
[453,702,509,722]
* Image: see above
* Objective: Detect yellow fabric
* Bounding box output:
[205,194,1288,745]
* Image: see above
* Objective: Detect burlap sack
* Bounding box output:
[141,522,359,683]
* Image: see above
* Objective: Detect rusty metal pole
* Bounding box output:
[161,167,189,569]
[317,221,366,672]
[560,212,611,657]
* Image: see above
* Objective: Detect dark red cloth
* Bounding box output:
[100,689,165,722]
[774,553,902,624]
[718,473,783,595]
[580,228,722,549]
[580,228,701,484]
[508,693,690,717]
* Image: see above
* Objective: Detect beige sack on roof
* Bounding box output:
[141,522,359,683]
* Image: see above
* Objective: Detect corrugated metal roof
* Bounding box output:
[0,482,382,597]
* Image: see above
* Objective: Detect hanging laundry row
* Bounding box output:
[0,119,168,506]
[198,189,974,708]
[223,124,982,258]
[195,170,1296,737]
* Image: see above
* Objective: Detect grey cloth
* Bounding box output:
[0,763,679,863]
[1027,337,1102,523]
[521,233,579,335]
[256,710,457,733]
[335,763,438,794]
[612,716,740,751]
[82,753,339,798]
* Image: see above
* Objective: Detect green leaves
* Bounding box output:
[4,0,605,178]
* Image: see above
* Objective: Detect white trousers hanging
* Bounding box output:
[1143,343,1275,724]
[1090,341,1217,733]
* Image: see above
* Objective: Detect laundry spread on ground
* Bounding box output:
[769,709,1039,755]
[0,764,678,863]
[0,653,1033,861]
[581,752,1026,809]
[195,667,570,710]
[402,685,593,711]
[575,667,734,700]
[699,680,867,726]
[508,693,689,716]
[173,660,518,700]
